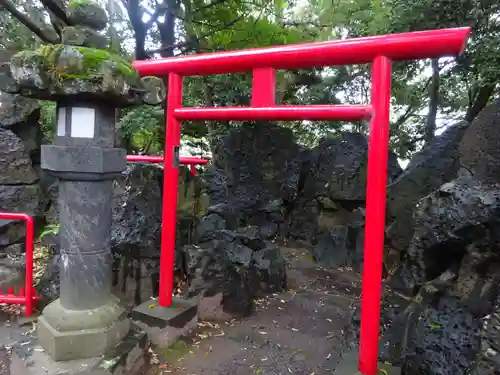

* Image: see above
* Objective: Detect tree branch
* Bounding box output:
[424,58,440,144]
[39,0,71,25]
[144,4,165,29]
[192,0,230,13]
[464,84,495,122]
[41,0,67,37]
[392,60,453,129]
[283,21,335,29]
[0,0,59,43]
[147,16,242,55]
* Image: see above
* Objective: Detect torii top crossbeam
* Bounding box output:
[134,27,470,76]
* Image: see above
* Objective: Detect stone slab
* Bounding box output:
[334,351,402,375]
[8,324,147,375]
[131,297,197,329]
[131,297,198,347]
[37,314,130,362]
[61,27,109,49]
[41,145,126,175]
[37,296,131,362]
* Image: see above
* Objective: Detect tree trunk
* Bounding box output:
[157,0,177,59]
[465,85,495,123]
[126,0,148,60]
[424,58,439,144]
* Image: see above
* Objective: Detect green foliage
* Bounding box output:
[68,0,93,7]
[40,101,57,143]
[207,17,305,50]
[39,223,60,239]
[119,106,164,153]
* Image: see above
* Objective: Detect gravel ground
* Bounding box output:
[0,348,9,375]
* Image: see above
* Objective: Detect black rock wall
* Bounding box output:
[387,120,470,253]
[189,123,403,315]
[383,101,500,375]
[0,93,44,263]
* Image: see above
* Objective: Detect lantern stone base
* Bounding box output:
[37,296,131,362]
[334,352,402,375]
[131,297,198,347]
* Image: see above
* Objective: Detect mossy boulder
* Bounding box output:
[7,51,51,92]
[67,0,108,31]
[62,26,109,49]
[5,44,144,106]
[0,92,40,127]
[0,63,21,93]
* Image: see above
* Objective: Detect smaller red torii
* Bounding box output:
[126,155,209,176]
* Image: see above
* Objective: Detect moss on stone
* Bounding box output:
[13,44,137,82]
[37,44,64,66]
[68,0,93,7]
[77,47,136,77]
[11,50,46,68]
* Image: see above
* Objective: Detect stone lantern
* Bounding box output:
[0,1,165,362]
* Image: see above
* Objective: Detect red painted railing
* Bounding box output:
[126,155,209,176]
[0,212,40,316]
[135,27,470,375]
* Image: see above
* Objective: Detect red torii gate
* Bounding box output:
[132,27,471,375]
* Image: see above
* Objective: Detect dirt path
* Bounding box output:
[148,247,363,375]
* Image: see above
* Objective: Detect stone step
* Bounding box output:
[131,297,198,349]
